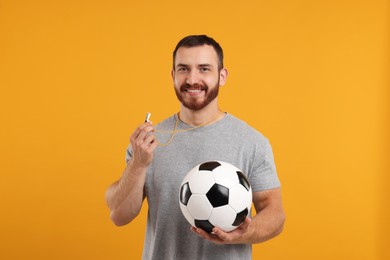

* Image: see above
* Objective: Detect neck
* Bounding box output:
[179,100,224,126]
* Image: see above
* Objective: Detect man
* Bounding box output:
[105,35,285,259]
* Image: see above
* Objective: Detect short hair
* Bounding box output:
[173,35,224,70]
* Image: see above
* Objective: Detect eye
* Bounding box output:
[177,67,188,72]
[200,67,210,72]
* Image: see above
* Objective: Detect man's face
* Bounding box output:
[172,45,227,111]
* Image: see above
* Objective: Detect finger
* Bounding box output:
[242,217,252,227]
[213,218,252,243]
[192,227,210,239]
[143,131,156,146]
[136,125,155,143]
[234,217,251,231]
[211,227,229,241]
[130,122,153,143]
[192,227,224,244]
[147,137,159,152]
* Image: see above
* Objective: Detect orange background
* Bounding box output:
[0,0,388,259]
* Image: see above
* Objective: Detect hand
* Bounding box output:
[191,217,252,245]
[129,121,158,168]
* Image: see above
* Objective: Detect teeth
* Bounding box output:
[187,89,202,93]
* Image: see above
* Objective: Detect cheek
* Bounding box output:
[173,78,181,89]
[174,75,185,85]
[205,76,219,86]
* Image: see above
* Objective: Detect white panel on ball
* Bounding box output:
[229,184,253,212]
[187,194,213,220]
[188,170,215,194]
[213,162,239,187]
[209,205,237,232]
[179,202,195,226]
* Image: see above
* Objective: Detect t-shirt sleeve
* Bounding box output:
[248,139,280,192]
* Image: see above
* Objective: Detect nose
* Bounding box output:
[186,70,200,86]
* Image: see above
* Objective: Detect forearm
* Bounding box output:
[192,188,285,245]
[105,160,147,226]
[243,205,285,244]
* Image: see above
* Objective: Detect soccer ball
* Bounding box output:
[179,161,252,233]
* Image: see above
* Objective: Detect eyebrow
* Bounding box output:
[176,63,188,68]
[176,63,213,68]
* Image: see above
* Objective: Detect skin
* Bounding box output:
[172,45,228,124]
[105,44,285,244]
[105,121,157,226]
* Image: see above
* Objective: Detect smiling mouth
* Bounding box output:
[186,89,203,93]
[183,86,206,92]
[180,84,207,95]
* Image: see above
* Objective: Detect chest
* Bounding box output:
[144,132,254,201]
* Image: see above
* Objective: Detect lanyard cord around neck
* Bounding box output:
[154,112,223,146]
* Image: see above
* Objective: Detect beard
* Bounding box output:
[174,80,220,111]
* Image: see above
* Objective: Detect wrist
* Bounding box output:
[241,219,257,244]
[127,159,149,176]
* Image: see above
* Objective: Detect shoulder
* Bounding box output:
[154,114,176,129]
[224,114,270,145]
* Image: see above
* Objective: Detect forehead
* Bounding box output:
[174,45,219,66]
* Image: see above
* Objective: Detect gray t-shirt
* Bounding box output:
[126,113,280,260]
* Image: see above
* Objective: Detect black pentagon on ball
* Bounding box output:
[206,184,229,207]
[199,161,221,171]
[195,219,214,233]
[237,171,250,191]
[233,208,249,226]
[179,182,192,205]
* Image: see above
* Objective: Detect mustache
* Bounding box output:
[180,83,208,91]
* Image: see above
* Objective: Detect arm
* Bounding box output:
[191,187,285,244]
[105,122,158,226]
[243,188,285,243]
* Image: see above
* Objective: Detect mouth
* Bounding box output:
[183,88,206,97]
[181,85,207,95]
[186,89,203,93]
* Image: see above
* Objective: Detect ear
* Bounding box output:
[219,68,228,86]
[171,69,175,81]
